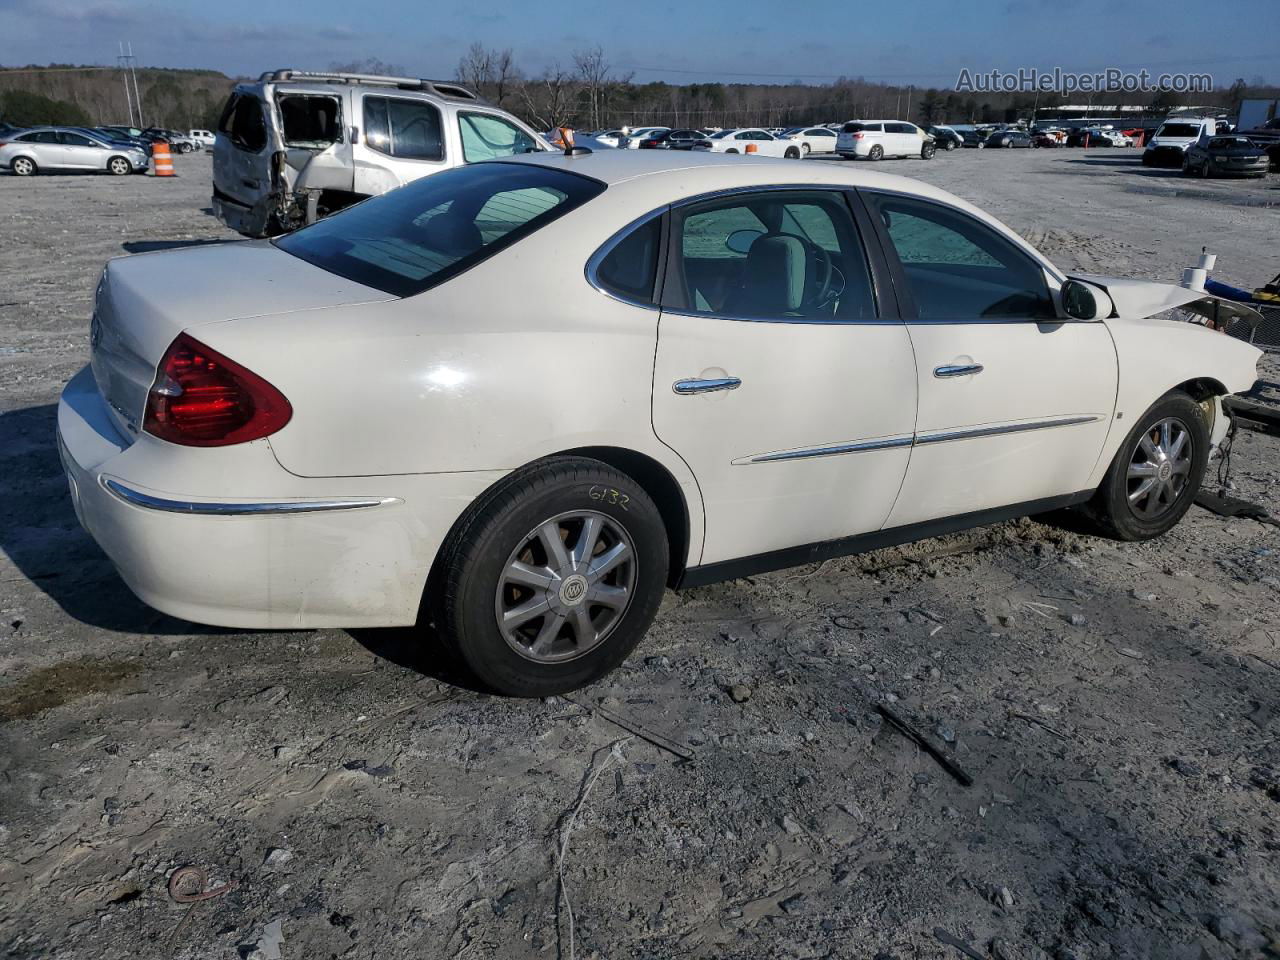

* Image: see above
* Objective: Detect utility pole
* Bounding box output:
[127,42,144,128]
[118,42,135,126]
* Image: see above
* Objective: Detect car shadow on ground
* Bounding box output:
[1061,157,1184,177]
[121,239,232,254]
[0,403,233,634]
[348,625,490,694]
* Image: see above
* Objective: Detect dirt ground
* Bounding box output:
[1,149,1279,960]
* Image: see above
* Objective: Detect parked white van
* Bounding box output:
[212,69,550,237]
[836,120,935,161]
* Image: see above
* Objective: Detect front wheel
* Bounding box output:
[944,140,956,150]
[108,157,132,176]
[1090,392,1208,541]
[868,144,884,161]
[976,141,985,150]
[785,146,801,159]
[432,457,669,697]
[921,142,936,160]
[801,142,811,155]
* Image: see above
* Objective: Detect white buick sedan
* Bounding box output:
[59,150,1259,696]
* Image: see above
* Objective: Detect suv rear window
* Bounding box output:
[842,123,867,133]
[275,162,605,297]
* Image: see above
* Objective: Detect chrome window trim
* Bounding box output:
[100,476,398,516]
[584,207,667,311]
[738,416,1100,465]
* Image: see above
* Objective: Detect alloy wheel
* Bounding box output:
[494,510,636,663]
[109,158,130,175]
[1126,417,1193,520]
[13,157,34,176]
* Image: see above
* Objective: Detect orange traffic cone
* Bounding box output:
[152,142,174,177]
[745,143,758,154]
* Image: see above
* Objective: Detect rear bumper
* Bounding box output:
[57,365,504,629]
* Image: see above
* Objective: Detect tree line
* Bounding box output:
[1,53,1276,134]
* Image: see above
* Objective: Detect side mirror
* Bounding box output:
[726,229,763,255]
[1061,279,1113,321]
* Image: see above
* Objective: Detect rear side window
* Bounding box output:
[458,112,539,162]
[217,94,267,152]
[593,217,662,304]
[364,96,443,161]
[277,95,341,148]
[672,190,877,322]
[275,163,605,297]
[868,194,1054,321]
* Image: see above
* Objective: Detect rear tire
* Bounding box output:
[1089,392,1208,541]
[801,142,811,155]
[11,156,36,176]
[432,457,669,697]
[944,140,956,150]
[921,142,936,160]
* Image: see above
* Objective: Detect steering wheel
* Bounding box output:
[781,233,844,310]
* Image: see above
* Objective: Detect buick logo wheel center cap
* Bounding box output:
[1157,462,1173,482]
[559,575,588,607]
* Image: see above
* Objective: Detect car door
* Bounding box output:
[58,131,102,169]
[809,128,836,152]
[354,93,447,195]
[650,188,918,567]
[27,131,66,169]
[861,191,1117,528]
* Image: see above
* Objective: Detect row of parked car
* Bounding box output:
[0,122,215,176]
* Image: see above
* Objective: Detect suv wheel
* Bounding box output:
[11,156,36,176]
[921,142,936,160]
[1090,392,1208,541]
[868,144,884,161]
[433,457,669,697]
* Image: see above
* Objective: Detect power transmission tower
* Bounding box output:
[117,41,144,127]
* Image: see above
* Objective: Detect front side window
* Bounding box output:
[868,194,1054,321]
[672,191,876,322]
[593,216,662,304]
[458,112,539,163]
[276,162,604,297]
[364,96,444,161]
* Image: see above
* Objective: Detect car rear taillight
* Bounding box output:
[852,132,865,140]
[143,333,291,447]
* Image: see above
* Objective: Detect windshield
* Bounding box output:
[1209,137,1253,149]
[1157,123,1200,138]
[275,163,605,297]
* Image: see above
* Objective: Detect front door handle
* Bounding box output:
[933,363,984,378]
[673,377,741,395]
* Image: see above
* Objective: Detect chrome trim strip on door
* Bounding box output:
[739,434,914,464]
[100,477,397,516]
[673,377,742,395]
[914,415,1101,446]
[738,417,1101,465]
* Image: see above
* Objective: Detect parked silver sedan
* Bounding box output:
[0,126,149,176]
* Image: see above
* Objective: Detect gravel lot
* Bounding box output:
[1,149,1279,960]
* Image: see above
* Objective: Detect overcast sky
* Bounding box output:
[1,0,1275,87]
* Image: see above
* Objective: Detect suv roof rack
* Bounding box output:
[257,70,482,100]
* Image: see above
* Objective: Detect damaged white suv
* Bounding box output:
[212,69,550,237]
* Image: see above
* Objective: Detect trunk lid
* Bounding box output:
[89,240,391,439]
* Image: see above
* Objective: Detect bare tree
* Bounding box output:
[457,42,493,94]
[573,45,610,130]
[521,62,575,130]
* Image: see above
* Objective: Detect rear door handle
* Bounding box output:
[933,363,984,378]
[673,377,741,395]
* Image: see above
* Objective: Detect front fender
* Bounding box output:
[1086,317,1261,487]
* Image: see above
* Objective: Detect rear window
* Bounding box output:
[275,162,605,297]
[1157,123,1200,138]
[842,123,867,133]
[217,93,267,152]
